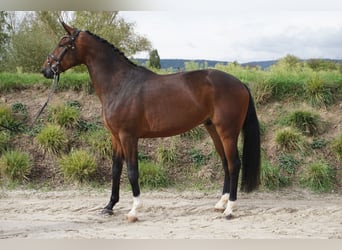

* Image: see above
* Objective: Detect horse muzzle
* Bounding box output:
[41,67,56,79]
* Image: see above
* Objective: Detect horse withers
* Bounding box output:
[42,22,261,221]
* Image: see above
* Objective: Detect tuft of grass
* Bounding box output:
[189,148,207,168]
[305,75,333,107]
[331,135,342,161]
[261,159,289,190]
[181,125,206,140]
[250,80,274,104]
[49,104,80,128]
[285,110,322,135]
[275,127,306,152]
[59,150,97,183]
[311,138,327,149]
[0,150,32,182]
[300,161,334,192]
[156,142,179,165]
[0,131,11,154]
[83,128,112,160]
[139,160,170,188]
[0,104,21,131]
[35,124,68,155]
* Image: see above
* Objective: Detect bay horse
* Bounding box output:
[42,22,261,221]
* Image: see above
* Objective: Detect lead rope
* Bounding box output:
[30,73,59,127]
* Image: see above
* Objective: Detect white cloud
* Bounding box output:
[120,10,342,62]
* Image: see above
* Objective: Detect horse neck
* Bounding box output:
[79,36,150,101]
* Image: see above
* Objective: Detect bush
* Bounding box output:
[275,127,305,152]
[305,75,333,107]
[59,150,97,183]
[331,135,342,161]
[300,162,334,192]
[0,150,32,182]
[49,104,80,128]
[285,110,322,135]
[35,124,68,155]
[139,161,170,188]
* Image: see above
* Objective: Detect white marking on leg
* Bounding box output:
[223,200,236,217]
[127,196,143,220]
[214,193,229,210]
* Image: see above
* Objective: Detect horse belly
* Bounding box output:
[141,99,208,138]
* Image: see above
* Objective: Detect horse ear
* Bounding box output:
[61,22,75,35]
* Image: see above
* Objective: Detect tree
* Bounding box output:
[2,11,152,72]
[72,11,151,57]
[0,11,11,69]
[148,49,161,69]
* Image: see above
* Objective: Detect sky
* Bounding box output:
[119,3,342,63]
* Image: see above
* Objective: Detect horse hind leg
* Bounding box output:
[204,122,230,211]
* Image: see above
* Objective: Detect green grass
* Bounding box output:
[300,161,334,192]
[49,104,80,128]
[0,150,32,182]
[59,149,97,183]
[331,134,342,161]
[275,127,306,152]
[305,75,333,107]
[0,131,11,154]
[83,128,112,160]
[139,160,171,188]
[35,124,68,155]
[261,158,289,190]
[284,110,322,136]
[0,104,20,132]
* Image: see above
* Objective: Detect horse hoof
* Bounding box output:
[225,214,234,220]
[126,214,138,223]
[101,208,114,216]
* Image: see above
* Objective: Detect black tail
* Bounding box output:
[240,85,261,192]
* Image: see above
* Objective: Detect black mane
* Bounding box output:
[85,30,140,68]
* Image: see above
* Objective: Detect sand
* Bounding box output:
[0,188,341,239]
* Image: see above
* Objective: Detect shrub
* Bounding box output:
[49,104,80,128]
[59,150,97,183]
[0,131,11,154]
[331,135,342,161]
[261,159,289,190]
[275,127,305,152]
[139,161,170,188]
[0,150,32,182]
[35,124,68,155]
[305,75,333,107]
[300,162,334,192]
[286,110,321,135]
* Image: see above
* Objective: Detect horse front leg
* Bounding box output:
[102,137,123,215]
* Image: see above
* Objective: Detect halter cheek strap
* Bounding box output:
[47,29,81,74]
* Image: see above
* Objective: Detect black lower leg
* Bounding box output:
[229,155,241,201]
[222,158,230,194]
[103,154,123,214]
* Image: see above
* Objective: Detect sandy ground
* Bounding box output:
[0,188,341,239]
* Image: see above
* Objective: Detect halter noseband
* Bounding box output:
[47,29,81,74]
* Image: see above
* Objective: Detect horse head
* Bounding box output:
[42,22,82,79]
